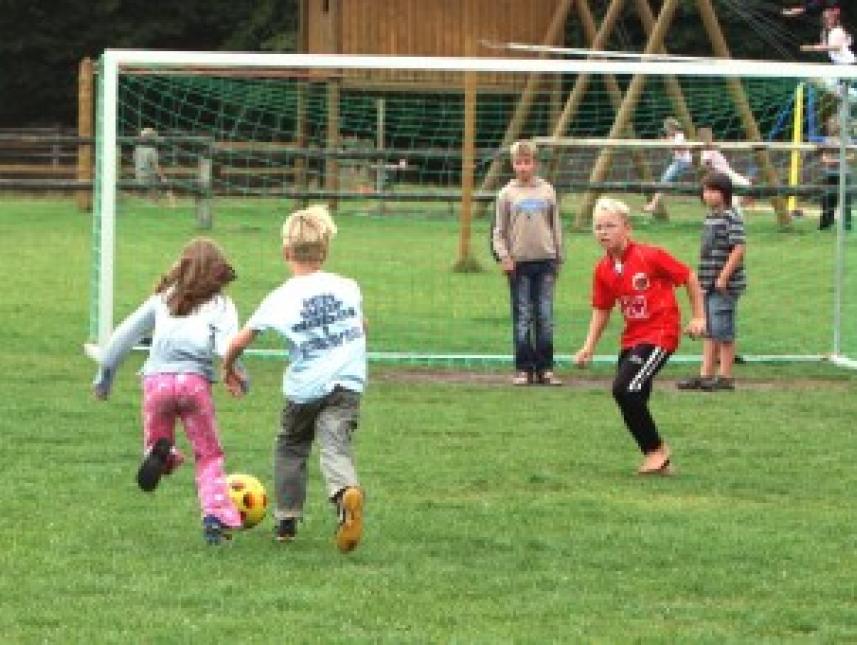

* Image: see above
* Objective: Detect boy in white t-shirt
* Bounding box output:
[222,205,367,552]
[643,117,693,213]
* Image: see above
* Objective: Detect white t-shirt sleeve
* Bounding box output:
[247,290,283,333]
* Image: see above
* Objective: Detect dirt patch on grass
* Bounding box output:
[371,367,852,391]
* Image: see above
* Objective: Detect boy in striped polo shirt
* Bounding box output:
[678,172,747,392]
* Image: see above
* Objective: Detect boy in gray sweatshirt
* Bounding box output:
[492,140,564,385]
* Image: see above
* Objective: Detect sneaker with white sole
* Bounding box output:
[335,487,364,553]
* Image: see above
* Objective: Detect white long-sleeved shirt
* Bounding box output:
[93,292,239,396]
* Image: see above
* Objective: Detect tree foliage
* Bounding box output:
[1,0,855,127]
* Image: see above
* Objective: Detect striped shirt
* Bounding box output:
[698,207,746,295]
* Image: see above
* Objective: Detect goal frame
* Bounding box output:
[91,49,857,367]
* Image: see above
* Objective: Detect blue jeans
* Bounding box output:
[704,291,738,342]
[508,260,557,373]
[660,158,692,183]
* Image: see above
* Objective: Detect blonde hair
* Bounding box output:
[510,140,538,160]
[593,197,631,225]
[140,127,157,138]
[281,204,338,263]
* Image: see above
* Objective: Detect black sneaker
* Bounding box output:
[274,518,298,543]
[136,438,172,492]
[202,515,233,546]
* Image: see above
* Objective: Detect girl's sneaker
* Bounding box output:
[202,515,233,545]
[136,438,172,492]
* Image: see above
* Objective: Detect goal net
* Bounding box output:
[89,50,857,368]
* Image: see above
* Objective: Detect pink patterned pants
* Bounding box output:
[142,373,241,528]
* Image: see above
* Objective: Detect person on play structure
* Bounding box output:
[783,0,839,19]
[643,117,692,214]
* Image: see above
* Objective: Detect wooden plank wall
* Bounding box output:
[306,0,564,89]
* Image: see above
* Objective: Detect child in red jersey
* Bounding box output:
[574,197,706,474]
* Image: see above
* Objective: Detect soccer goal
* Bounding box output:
[89,49,857,369]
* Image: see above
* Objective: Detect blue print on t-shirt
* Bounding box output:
[292,294,356,332]
[516,197,548,218]
[291,293,362,358]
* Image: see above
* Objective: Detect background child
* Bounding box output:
[91,237,244,545]
[819,115,853,231]
[491,140,564,386]
[677,173,747,391]
[574,198,705,474]
[698,126,752,209]
[643,117,693,214]
[221,205,367,553]
[133,128,176,207]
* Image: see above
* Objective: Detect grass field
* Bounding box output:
[2,197,857,643]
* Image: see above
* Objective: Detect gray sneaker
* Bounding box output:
[700,376,735,391]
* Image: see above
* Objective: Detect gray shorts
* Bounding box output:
[705,290,738,342]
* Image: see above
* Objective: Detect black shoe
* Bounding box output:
[274,518,298,543]
[202,515,233,546]
[136,438,172,492]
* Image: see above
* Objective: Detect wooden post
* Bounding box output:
[195,142,213,229]
[694,0,789,227]
[376,97,386,216]
[576,0,682,228]
[325,80,340,214]
[324,0,341,214]
[76,57,94,212]
[475,0,573,216]
[455,27,481,272]
[294,0,310,208]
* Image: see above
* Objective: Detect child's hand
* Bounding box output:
[685,317,706,340]
[573,348,592,368]
[500,257,515,274]
[222,367,248,397]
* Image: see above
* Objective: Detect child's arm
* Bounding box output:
[492,194,514,273]
[683,271,707,339]
[92,298,156,400]
[714,244,746,294]
[221,327,258,397]
[573,308,611,368]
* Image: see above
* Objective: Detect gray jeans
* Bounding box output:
[275,387,361,520]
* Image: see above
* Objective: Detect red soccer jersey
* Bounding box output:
[591,241,690,352]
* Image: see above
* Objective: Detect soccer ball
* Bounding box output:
[226,473,268,529]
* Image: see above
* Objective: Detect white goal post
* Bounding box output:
[91,49,857,367]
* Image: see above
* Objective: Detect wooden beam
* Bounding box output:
[570,0,662,213]
[576,0,682,228]
[632,0,696,140]
[694,0,789,228]
[76,57,94,212]
[475,0,573,216]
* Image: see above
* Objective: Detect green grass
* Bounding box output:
[2,197,857,643]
